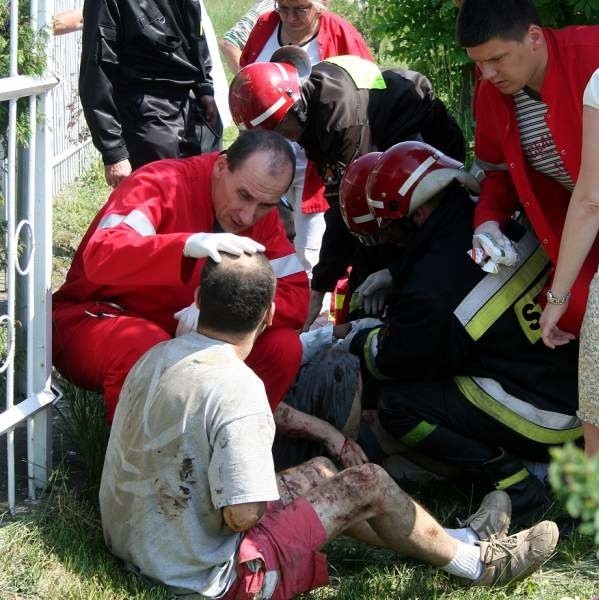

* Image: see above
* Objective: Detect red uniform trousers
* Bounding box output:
[52,301,302,423]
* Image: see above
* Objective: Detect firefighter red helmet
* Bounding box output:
[339,152,382,244]
[229,61,302,131]
[366,141,480,222]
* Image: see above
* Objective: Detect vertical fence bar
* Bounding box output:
[32,0,55,491]
[1,0,58,512]
[5,0,19,515]
[26,0,40,500]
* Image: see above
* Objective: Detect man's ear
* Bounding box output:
[194,286,201,309]
[213,153,229,179]
[528,24,544,51]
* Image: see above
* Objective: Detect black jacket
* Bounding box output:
[80,0,213,165]
[302,58,465,293]
[350,185,578,419]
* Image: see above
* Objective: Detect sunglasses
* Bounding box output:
[274,2,314,17]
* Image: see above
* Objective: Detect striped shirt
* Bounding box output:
[222,0,275,50]
[513,89,574,191]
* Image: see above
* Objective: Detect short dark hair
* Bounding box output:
[456,0,541,47]
[224,130,296,187]
[198,252,276,335]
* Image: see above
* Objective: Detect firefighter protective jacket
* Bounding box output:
[350,185,579,445]
[303,56,465,294]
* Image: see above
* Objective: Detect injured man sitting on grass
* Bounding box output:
[100,251,558,599]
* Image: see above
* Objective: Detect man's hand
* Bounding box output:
[303,289,325,331]
[104,159,132,189]
[197,95,218,128]
[540,302,576,349]
[356,269,393,315]
[323,428,368,468]
[174,303,199,337]
[183,233,265,261]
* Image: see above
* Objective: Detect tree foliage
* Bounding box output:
[0,0,47,151]
[333,0,599,156]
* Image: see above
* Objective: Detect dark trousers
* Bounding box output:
[378,379,550,465]
[116,90,223,169]
[377,378,551,514]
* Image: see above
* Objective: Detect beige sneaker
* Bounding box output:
[459,490,511,541]
[473,520,559,587]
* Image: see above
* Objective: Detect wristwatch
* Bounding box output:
[546,289,571,305]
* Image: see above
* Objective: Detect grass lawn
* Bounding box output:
[1,0,598,598]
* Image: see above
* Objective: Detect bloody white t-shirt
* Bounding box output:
[99,333,279,597]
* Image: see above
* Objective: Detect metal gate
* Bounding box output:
[0,0,60,514]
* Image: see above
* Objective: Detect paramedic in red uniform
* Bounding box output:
[52,130,309,422]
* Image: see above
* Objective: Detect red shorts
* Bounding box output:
[224,497,329,600]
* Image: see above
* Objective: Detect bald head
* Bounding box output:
[198,253,276,336]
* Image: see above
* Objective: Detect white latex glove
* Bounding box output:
[174,303,199,337]
[355,269,393,315]
[183,233,265,261]
[299,323,334,365]
[470,221,518,272]
[338,318,383,352]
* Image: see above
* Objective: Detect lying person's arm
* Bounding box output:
[223,501,267,532]
[274,402,367,467]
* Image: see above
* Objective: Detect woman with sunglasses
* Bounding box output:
[238,0,372,281]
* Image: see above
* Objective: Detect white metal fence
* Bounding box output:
[0,0,62,514]
[51,0,97,195]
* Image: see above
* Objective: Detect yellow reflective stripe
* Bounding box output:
[465,247,549,341]
[496,468,529,490]
[454,376,582,444]
[513,275,547,344]
[455,231,539,326]
[349,291,361,314]
[363,327,392,380]
[324,56,387,90]
[400,421,438,446]
[335,293,345,310]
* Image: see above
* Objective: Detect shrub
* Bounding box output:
[0,0,47,152]
[549,443,599,547]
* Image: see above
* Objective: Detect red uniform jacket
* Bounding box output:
[473,26,599,334]
[53,153,309,334]
[240,10,372,214]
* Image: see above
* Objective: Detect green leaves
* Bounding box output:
[0,0,48,151]
[549,443,599,546]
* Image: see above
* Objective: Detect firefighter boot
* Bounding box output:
[482,449,551,524]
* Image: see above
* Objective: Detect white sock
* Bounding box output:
[443,526,479,545]
[442,541,483,580]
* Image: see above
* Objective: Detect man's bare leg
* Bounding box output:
[276,457,386,546]
[274,461,558,586]
[276,457,337,505]
[303,463,458,565]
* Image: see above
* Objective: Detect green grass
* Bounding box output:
[2,473,597,599]
[1,1,596,598]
